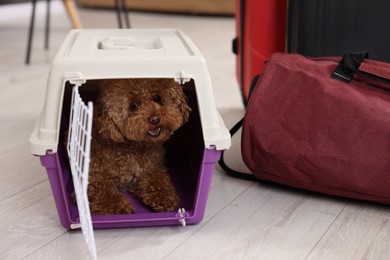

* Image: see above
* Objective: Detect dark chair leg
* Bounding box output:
[115,0,130,28]
[26,0,37,65]
[115,0,123,28]
[121,0,130,28]
[45,0,50,50]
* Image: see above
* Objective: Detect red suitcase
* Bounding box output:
[233,0,288,103]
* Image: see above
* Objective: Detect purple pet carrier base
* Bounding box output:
[39,147,221,229]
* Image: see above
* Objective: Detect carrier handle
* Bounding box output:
[99,37,160,50]
[332,52,390,91]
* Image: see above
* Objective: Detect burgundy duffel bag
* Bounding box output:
[222,52,390,204]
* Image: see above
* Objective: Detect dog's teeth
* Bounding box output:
[148,127,161,137]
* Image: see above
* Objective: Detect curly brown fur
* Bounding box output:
[88,78,191,215]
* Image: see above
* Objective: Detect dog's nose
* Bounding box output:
[149,116,160,125]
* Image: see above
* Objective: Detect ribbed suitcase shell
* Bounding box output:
[288,0,390,62]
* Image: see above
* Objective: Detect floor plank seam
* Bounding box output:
[304,203,348,260]
[0,178,49,203]
[20,229,70,259]
[161,181,255,259]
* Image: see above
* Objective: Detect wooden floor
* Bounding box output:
[1,2,390,259]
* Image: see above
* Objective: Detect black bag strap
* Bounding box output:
[218,75,261,182]
[332,52,390,91]
[331,52,368,83]
[218,118,259,182]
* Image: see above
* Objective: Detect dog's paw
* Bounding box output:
[113,201,136,215]
[141,192,180,212]
[89,193,136,215]
[91,201,135,215]
[134,170,180,212]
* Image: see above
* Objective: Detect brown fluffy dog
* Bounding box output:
[88,78,191,215]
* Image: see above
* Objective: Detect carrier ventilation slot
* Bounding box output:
[67,86,96,260]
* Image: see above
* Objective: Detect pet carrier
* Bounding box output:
[30,29,230,258]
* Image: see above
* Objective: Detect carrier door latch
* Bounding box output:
[175,208,189,227]
[65,72,86,86]
[175,71,191,85]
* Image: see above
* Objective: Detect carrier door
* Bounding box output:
[66,85,97,260]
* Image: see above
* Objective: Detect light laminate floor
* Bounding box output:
[1,2,390,259]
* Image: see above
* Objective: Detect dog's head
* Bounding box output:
[94,78,191,144]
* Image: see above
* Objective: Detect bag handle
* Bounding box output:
[218,118,260,182]
[355,61,390,91]
[332,52,390,91]
[218,75,261,182]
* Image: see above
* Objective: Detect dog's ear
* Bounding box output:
[178,95,191,123]
[94,103,125,143]
[167,80,191,124]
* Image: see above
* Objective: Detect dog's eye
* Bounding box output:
[153,95,163,105]
[129,102,139,110]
